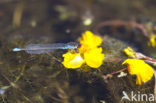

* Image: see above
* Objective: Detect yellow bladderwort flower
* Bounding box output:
[62,31,104,69]
[83,47,104,68]
[62,52,85,69]
[79,30,102,51]
[122,59,154,85]
[148,34,156,47]
[123,47,136,58]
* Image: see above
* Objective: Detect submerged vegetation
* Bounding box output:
[0,0,156,103]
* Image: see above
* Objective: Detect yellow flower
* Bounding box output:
[148,34,156,47]
[62,31,104,69]
[62,52,85,69]
[78,31,103,55]
[79,31,102,49]
[84,47,104,68]
[123,47,136,58]
[122,59,154,85]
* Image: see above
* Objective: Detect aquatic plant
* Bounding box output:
[62,31,104,69]
[148,34,156,47]
[95,20,156,47]
[122,59,154,85]
[123,47,136,58]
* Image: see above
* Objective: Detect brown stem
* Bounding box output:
[103,68,127,80]
[95,20,150,38]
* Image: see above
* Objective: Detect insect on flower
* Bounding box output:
[62,31,104,69]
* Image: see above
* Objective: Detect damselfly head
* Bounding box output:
[67,42,81,48]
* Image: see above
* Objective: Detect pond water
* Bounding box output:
[0,0,156,103]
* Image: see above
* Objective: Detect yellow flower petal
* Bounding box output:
[122,59,154,85]
[123,47,136,58]
[62,52,85,69]
[148,34,156,47]
[84,47,104,68]
[79,31,102,51]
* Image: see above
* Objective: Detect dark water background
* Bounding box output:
[0,0,156,103]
